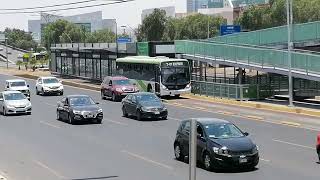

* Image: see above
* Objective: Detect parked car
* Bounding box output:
[56,95,103,124]
[317,133,320,162]
[5,79,30,100]
[0,91,32,116]
[173,118,259,171]
[121,92,168,120]
[101,76,139,101]
[36,77,64,96]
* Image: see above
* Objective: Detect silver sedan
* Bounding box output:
[0,91,32,116]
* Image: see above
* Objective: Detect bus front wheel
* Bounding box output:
[147,85,153,93]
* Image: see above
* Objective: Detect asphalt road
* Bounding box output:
[0,44,24,64]
[0,73,319,180]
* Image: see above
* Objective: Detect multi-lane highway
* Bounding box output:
[0,73,319,180]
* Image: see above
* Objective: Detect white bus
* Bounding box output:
[116,56,191,97]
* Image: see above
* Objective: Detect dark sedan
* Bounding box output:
[174,118,259,171]
[317,133,320,162]
[121,92,168,121]
[56,95,103,124]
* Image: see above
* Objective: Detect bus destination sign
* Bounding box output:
[162,61,188,67]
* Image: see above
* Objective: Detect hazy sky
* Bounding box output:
[0,0,186,31]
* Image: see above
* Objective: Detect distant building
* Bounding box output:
[28,11,116,42]
[187,0,209,13]
[141,6,176,22]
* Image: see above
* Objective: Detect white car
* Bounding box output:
[5,79,30,100]
[0,91,32,116]
[36,77,64,96]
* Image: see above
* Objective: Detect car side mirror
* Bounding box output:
[27,85,30,87]
[96,102,100,105]
[244,132,249,136]
[133,83,136,86]
[59,80,62,83]
[6,86,9,89]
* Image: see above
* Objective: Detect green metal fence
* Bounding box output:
[191,81,266,100]
[175,40,320,75]
[210,21,320,45]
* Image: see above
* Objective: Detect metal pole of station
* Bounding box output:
[5,38,8,69]
[189,119,197,180]
[287,0,294,107]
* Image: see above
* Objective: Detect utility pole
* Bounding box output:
[286,0,294,107]
[189,119,197,180]
[5,38,8,69]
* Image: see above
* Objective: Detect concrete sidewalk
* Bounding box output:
[1,66,320,118]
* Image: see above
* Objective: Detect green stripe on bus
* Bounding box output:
[137,80,147,92]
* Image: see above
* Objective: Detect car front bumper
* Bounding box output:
[73,112,103,121]
[141,110,168,119]
[161,87,191,96]
[211,152,259,169]
[43,88,63,94]
[6,106,32,114]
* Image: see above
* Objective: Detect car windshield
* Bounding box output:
[10,81,26,87]
[136,94,160,102]
[69,97,95,106]
[4,93,26,100]
[43,78,59,84]
[205,123,244,139]
[161,67,190,85]
[114,79,130,85]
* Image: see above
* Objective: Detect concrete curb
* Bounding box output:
[182,94,320,118]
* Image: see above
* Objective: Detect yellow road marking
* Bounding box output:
[272,139,315,150]
[33,160,66,179]
[122,150,173,170]
[245,115,264,121]
[217,111,236,116]
[280,121,301,127]
[40,121,61,129]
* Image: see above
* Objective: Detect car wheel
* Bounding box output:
[60,92,64,96]
[122,106,128,117]
[2,108,6,116]
[27,112,32,115]
[162,116,168,120]
[96,119,102,124]
[112,93,118,102]
[68,114,74,125]
[41,88,45,96]
[174,143,184,161]
[101,91,106,100]
[136,110,142,121]
[36,87,39,95]
[203,152,213,171]
[56,111,61,120]
[175,94,181,98]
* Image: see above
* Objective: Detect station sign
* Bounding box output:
[220,25,241,36]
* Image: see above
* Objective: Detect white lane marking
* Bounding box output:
[40,121,61,129]
[33,160,66,179]
[106,119,128,126]
[272,139,315,150]
[168,117,181,121]
[41,102,56,107]
[260,158,271,163]
[122,150,173,170]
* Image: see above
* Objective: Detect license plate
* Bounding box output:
[239,158,248,163]
[86,114,94,118]
[154,111,160,115]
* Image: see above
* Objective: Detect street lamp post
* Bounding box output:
[5,38,8,69]
[287,0,294,107]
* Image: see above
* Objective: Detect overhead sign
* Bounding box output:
[0,34,5,42]
[155,45,175,54]
[220,25,241,36]
[117,37,132,43]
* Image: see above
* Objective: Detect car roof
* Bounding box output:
[110,76,128,80]
[6,79,26,82]
[66,95,91,98]
[2,90,23,94]
[181,118,230,125]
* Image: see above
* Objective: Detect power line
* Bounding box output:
[0,0,121,11]
[0,0,134,14]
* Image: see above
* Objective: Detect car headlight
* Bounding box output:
[73,110,82,114]
[116,88,122,92]
[213,146,229,156]
[98,108,103,113]
[6,104,15,108]
[141,107,150,112]
[162,107,167,111]
[59,85,64,89]
[26,102,32,107]
[252,145,259,154]
[135,87,140,92]
[186,83,191,88]
[161,85,168,90]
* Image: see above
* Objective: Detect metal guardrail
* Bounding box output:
[191,81,252,100]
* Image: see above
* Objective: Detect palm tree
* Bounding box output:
[16,60,23,70]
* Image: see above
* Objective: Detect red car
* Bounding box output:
[317,133,320,162]
[101,76,139,101]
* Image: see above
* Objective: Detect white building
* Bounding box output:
[141,6,176,22]
[28,11,116,42]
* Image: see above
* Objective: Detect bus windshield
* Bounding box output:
[161,67,190,85]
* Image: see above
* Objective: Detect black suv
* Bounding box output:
[173,118,259,170]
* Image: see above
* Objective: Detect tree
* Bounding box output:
[29,58,38,72]
[137,9,167,41]
[85,29,116,43]
[3,28,37,51]
[16,60,23,70]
